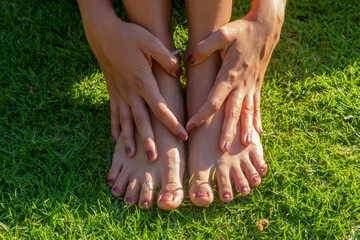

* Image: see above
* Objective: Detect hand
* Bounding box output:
[186,9,284,152]
[81,7,187,161]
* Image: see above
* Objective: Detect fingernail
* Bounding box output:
[246,135,251,144]
[187,54,195,64]
[146,151,154,160]
[112,136,116,142]
[196,191,208,198]
[125,146,131,155]
[113,187,120,193]
[187,124,196,132]
[241,187,249,193]
[223,193,231,199]
[253,176,260,183]
[177,132,187,141]
[176,67,183,77]
[108,179,114,185]
[259,125,263,133]
[141,201,150,208]
[224,141,230,151]
[160,193,174,202]
[125,197,133,204]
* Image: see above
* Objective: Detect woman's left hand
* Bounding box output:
[186,5,285,152]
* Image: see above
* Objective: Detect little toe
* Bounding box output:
[138,174,155,210]
[231,166,251,197]
[189,172,214,207]
[250,152,268,177]
[216,167,234,203]
[124,178,140,206]
[111,169,129,197]
[241,157,262,188]
[107,141,125,187]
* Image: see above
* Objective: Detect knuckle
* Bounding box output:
[119,114,131,125]
[244,104,254,115]
[154,104,167,121]
[196,42,207,58]
[218,27,231,43]
[224,130,234,139]
[230,107,241,120]
[147,38,161,50]
[209,97,223,112]
[227,71,240,85]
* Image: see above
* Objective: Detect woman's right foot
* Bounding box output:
[186,53,268,206]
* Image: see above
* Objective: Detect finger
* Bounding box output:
[187,27,232,65]
[130,95,158,161]
[220,91,243,152]
[109,90,121,143]
[140,75,188,141]
[186,69,235,131]
[240,94,254,146]
[145,38,183,77]
[253,91,263,134]
[119,97,136,157]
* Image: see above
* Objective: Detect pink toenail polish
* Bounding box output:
[224,141,230,151]
[187,124,196,132]
[176,67,183,77]
[108,179,114,185]
[241,187,249,193]
[177,133,187,141]
[196,191,208,198]
[187,54,195,64]
[141,201,150,208]
[125,197,133,204]
[113,187,120,193]
[160,193,174,202]
[125,146,131,155]
[112,136,116,142]
[146,151,153,160]
[253,176,260,183]
[223,193,231,199]
[246,135,251,144]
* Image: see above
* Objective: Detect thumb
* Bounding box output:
[187,27,232,65]
[145,38,183,77]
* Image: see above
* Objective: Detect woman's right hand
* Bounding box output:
[79,0,188,161]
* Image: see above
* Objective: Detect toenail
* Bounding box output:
[224,141,230,151]
[187,53,195,64]
[146,151,153,160]
[160,193,174,202]
[259,125,263,133]
[223,193,231,199]
[125,146,131,155]
[241,187,249,193]
[253,176,260,183]
[187,124,196,132]
[125,197,134,204]
[176,67,183,77]
[246,135,251,144]
[260,168,267,174]
[196,191,209,198]
[112,135,116,142]
[177,133,187,141]
[141,201,150,208]
[108,179,114,185]
[113,187,120,193]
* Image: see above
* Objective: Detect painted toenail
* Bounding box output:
[125,146,131,155]
[146,151,153,160]
[187,53,195,64]
[160,193,174,202]
[108,179,114,185]
[196,191,209,198]
[246,135,251,144]
[112,135,116,142]
[176,67,183,77]
[141,201,150,208]
[125,197,133,204]
[253,176,260,183]
[177,133,187,141]
[241,187,249,193]
[187,124,196,132]
[223,193,231,199]
[224,141,230,151]
[113,187,120,193]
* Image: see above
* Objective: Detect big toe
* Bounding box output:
[189,172,214,207]
[157,182,184,210]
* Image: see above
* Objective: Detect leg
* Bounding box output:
[107,0,185,210]
[186,0,268,206]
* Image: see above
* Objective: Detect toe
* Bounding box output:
[231,166,251,197]
[138,173,155,210]
[216,166,234,203]
[189,171,214,207]
[107,142,124,187]
[112,169,129,197]
[157,183,184,211]
[241,157,262,188]
[124,178,140,205]
[250,151,268,177]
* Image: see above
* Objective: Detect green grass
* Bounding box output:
[1,0,359,239]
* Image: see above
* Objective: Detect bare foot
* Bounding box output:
[186,53,268,206]
[107,64,185,210]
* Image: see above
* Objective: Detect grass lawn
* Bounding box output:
[1,0,359,239]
